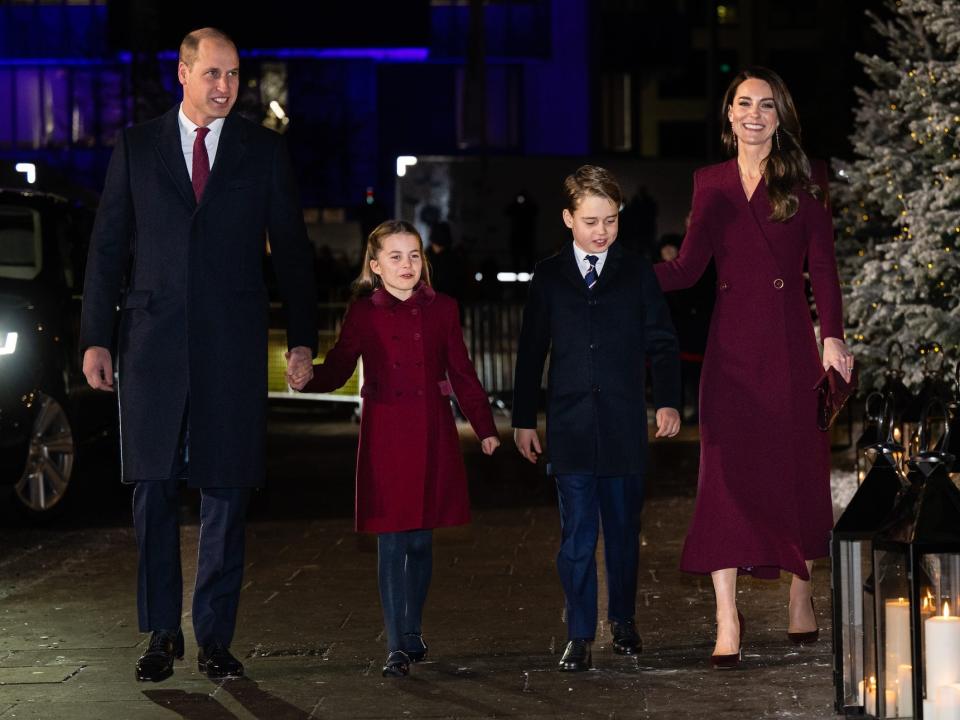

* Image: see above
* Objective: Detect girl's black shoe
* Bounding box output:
[382,650,410,677]
[404,633,428,663]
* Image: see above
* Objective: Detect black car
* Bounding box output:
[0,186,117,519]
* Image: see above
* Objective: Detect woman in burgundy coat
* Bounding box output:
[303,220,500,677]
[654,67,855,668]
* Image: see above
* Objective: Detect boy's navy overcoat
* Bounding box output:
[512,242,681,476]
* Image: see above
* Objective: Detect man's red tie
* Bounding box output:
[192,126,211,202]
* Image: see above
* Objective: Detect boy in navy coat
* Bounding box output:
[512,165,681,671]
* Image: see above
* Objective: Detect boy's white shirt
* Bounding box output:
[572,242,608,279]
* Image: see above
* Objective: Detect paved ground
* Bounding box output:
[0,406,851,719]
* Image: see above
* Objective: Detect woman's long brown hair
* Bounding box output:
[721,66,823,222]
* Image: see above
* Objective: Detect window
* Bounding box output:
[0,206,43,280]
[0,65,129,150]
[455,64,521,150]
[601,72,632,151]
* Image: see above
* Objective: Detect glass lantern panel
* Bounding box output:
[858,445,879,484]
[875,548,913,719]
[839,539,872,711]
[919,552,960,716]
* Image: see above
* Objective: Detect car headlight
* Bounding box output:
[0,332,18,355]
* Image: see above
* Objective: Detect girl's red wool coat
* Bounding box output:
[306,285,498,533]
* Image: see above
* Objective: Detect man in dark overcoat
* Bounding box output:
[79,28,317,681]
[512,166,680,672]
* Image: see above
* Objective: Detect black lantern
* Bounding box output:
[946,362,959,474]
[833,397,907,716]
[857,392,888,484]
[878,341,914,454]
[903,344,951,458]
[871,399,960,719]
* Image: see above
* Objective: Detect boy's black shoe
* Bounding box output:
[136,628,184,682]
[197,642,244,678]
[558,639,592,672]
[611,619,642,655]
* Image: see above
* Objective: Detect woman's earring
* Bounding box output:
[775,128,781,150]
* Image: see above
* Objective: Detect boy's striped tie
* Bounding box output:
[584,255,599,289]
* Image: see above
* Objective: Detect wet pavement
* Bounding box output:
[0,406,849,719]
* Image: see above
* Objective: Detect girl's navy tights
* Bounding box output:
[377,529,433,652]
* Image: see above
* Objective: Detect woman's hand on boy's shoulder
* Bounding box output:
[481,436,500,455]
[654,408,681,438]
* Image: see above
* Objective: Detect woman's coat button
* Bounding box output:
[773,278,784,289]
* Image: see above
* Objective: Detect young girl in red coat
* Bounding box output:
[303,219,500,677]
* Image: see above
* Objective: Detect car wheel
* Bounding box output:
[14,392,75,514]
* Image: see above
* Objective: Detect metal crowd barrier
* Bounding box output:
[267,301,526,404]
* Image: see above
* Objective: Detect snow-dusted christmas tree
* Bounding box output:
[833,0,960,387]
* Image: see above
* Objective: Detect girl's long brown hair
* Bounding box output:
[721,66,823,222]
[352,220,432,297]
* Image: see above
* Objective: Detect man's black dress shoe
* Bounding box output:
[136,628,184,682]
[610,619,642,655]
[382,650,411,677]
[403,633,428,663]
[197,642,244,678]
[558,639,592,672]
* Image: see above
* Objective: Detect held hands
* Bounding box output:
[284,346,314,391]
[481,436,500,455]
[513,428,542,464]
[83,346,115,391]
[655,407,681,438]
[823,337,855,384]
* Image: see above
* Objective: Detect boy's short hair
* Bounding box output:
[562,165,623,213]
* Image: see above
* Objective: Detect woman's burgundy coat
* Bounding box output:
[654,159,844,580]
[307,285,497,534]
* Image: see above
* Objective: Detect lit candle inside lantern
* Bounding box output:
[936,683,960,720]
[898,663,914,716]
[886,688,898,715]
[926,602,960,703]
[859,677,878,715]
[887,598,912,692]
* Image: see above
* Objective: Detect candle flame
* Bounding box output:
[945,601,952,618]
